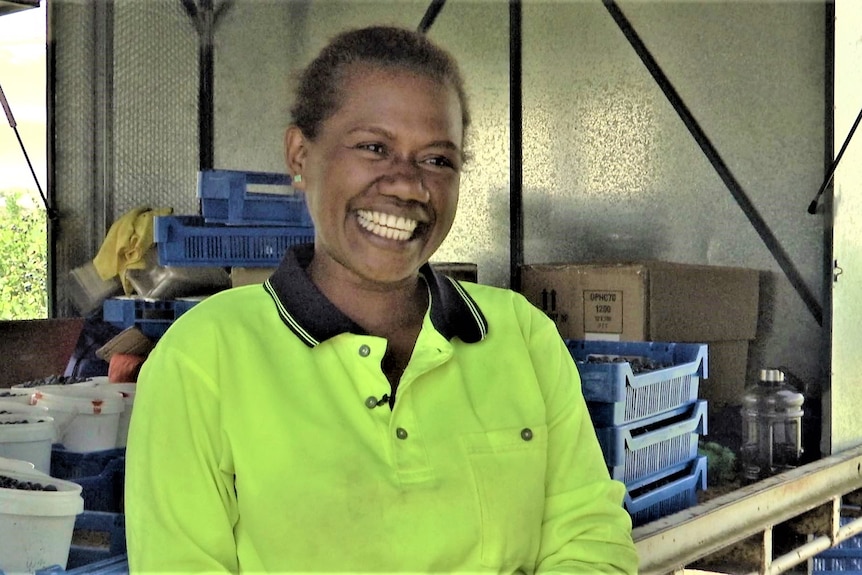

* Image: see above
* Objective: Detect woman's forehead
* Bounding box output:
[332,66,462,129]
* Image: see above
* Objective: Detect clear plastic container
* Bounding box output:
[67,261,123,315]
[740,368,804,483]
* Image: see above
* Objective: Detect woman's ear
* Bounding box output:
[284,126,308,190]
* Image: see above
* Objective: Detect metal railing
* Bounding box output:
[634,444,862,574]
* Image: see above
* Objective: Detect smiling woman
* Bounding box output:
[0,0,47,319]
[124,24,638,574]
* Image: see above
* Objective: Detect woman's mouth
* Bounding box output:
[356,209,419,242]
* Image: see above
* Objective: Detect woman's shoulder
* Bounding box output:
[452,280,552,333]
[454,279,536,310]
[160,284,272,337]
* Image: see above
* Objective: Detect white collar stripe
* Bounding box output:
[446,277,488,340]
[264,280,320,347]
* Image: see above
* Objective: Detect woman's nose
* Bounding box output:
[380,155,429,202]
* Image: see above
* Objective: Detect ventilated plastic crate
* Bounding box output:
[30,553,128,575]
[64,554,129,575]
[812,517,862,573]
[154,215,314,267]
[51,446,125,513]
[66,511,127,570]
[198,169,313,227]
[566,340,708,426]
[596,399,707,486]
[103,296,201,339]
[624,455,707,527]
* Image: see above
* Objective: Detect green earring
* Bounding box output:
[293,174,302,183]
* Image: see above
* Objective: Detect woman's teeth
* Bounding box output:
[356,210,418,241]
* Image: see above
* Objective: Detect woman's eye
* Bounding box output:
[424,156,457,170]
[358,143,386,155]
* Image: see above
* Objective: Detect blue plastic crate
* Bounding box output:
[155,215,314,267]
[596,399,707,486]
[813,517,862,573]
[67,511,127,570]
[65,554,129,575]
[2,554,128,575]
[624,455,707,527]
[102,296,200,339]
[198,169,313,227]
[51,446,125,513]
[566,340,708,426]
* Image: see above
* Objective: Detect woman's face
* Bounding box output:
[286,65,464,287]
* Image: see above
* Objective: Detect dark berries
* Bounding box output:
[0,474,59,492]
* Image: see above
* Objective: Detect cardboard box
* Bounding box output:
[703,339,752,407]
[520,261,760,406]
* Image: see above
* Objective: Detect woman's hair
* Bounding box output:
[290,25,470,142]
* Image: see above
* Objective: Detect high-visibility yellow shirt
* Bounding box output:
[125,244,637,574]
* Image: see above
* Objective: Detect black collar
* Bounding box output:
[263,244,488,348]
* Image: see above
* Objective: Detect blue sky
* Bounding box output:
[0,2,46,200]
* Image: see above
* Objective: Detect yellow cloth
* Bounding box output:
[92,206,173,294]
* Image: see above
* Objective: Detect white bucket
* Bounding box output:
[0,460,84,574]
[108,383,135,448]
[12,376,106,391]
[0,389,35,404]
[0,414,55,475]
[31,386,124,453]
[0,401,49,416]
[73,381,136,447]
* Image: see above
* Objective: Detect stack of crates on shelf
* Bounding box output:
[49,446,127,569]
[566,340,709,527]
[155,169,314,268]
[105,170,315,340]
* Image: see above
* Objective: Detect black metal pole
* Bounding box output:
[47,0,57,316]
[602,0,822,327]
[199,0,214,171]
[808,105,862,215]
[509,0,523,292]
[418,0,446,33]
[0,85,51,217]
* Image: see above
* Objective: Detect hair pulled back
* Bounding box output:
[290,26,470,142]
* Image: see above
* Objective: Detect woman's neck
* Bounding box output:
[307,257,429,339]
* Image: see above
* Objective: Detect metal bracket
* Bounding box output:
[833,259,843,283]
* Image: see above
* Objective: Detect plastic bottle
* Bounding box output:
[740,368,805,483]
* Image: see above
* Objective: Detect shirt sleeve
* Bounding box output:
[527,306,640,574]
[124,328,239,573]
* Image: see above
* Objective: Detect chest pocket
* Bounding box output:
[463,424,548,570]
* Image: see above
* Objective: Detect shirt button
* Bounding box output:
[364,396,378,409]
[520,428,533,441]
[358,344,371,357]
[396,427,408,440]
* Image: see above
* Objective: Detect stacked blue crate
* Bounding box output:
[566,340,709,527]
[154,170,315,268]
[812,517,862,574]
[109,170,315,341]
[63,555,128,574]
[50,447,127,569]
[102,296,200,340]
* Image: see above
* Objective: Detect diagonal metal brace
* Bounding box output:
[602,0,822,327]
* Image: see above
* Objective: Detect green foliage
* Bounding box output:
[699,440,739,486]
[0,190,48,319]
